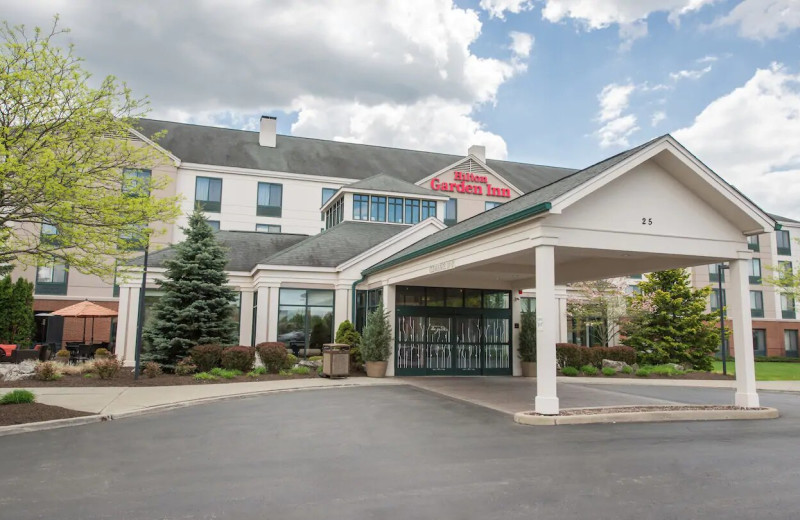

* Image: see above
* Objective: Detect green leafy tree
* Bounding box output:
[142,209,238,365]
[620,269,719,370]
[0,18,179,279]
[0,276,34,344]
[361,301,392,362]
[335,320,363,365]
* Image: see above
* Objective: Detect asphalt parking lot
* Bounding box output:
[1,384,798,519]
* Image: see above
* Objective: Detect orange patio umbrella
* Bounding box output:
[52,300,118,345]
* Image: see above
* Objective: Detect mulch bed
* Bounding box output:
[525,405,766,417]
[560,371,735,380]
[0,368,365,388]
[0,403,93,426]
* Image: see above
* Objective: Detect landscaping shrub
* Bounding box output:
[648,364,683,376]
[561,366,579,377]
[1,389,35,405]
[256,342,288,374]
[84,373,95,378]
[308,355,322,362]
[580,365,598,376]
[284,353,298,369]
[335,320,363,367]
[143,361,162,378]
[605,346,637,366]
[55,348,70,363]
[190,344,223,372]
[635,368,651,377]
[221,346,256,372]
[290,366,311,375]
[94,357,121,379]
[754,356,800,363]
[556,343,585,368]
[194,372,218,381]
[209,367,241,379]
[94,348,111,359]
[621,366,633,375]
[248,367,268,377]
[61,361,95,376]
[175,358,197,376]
[601,367,616,376]
[34,361,62,381]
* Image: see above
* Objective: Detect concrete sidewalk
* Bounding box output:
[13,377,400,417]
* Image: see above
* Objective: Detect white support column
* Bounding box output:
[535,244,559,415]
[115,287,131,365]
[239,290,255,346]
[122,287,140,367]
[557,295,569,343]
[255,286,270,344]
[267,286,280,342]
[729,258,760,408]
[512,289,522,376]
[334,287,349,330]
[382,284,397,377]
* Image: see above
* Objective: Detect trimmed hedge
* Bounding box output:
[221,346,256,372]
[190,344,223,372]
[555,343,637,369]
[256,342,288,374]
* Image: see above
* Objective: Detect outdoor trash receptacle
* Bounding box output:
[322,343,350,378]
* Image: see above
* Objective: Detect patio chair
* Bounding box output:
[8,349,40,363]
[76,344,94,363]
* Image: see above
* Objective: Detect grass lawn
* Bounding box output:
[712,360,800,381]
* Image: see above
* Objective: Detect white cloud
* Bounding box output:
[651,111,666,126]
[669,65,712,81]
[479,0,534,19]
[538,0,719,47]
[715,0,800,40]
[4,0,529,158]
[509,31,535,59]
[291,96,509,159]
[595,83,639,147]
[697,55,718,63]
[674,64,800,219]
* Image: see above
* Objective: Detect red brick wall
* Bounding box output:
[724,319,799,357]
[34,299,118,346]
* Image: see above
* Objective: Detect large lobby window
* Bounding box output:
[257,182,282,217]
[421,200,437,220]
[370,196,387,222]
[195,177,222,212]
[388,197,403,223]
[405,199,420,224]
[277,289,334,357]
[36,262,68,295]
[353,194,369,221]
[444,198,457,226]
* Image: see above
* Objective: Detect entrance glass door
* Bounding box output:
[454,317,481,374]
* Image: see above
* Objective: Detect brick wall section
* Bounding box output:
[34,299,118,346]
[723,319,800,357]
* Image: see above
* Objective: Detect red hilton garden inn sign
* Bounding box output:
[430,171,511,198]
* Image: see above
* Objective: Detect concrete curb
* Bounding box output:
[0,415,106,437]
[0,382,372,436]
[513,406,780,426]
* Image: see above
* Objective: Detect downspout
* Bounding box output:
[351,274,366,324]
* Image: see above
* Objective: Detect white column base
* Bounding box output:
[735,392,760,408]
[535,396,560,415]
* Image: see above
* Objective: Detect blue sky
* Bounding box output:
[3,0,799,216]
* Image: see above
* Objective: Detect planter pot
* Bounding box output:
[521,361,537,377]
[365,360,388,378]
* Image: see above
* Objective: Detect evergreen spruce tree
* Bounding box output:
[8,278,34,345]
[620,269,719,370]
[142,209,237,365]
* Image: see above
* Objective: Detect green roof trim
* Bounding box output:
[362,201,552,276]
[775,222,783,231]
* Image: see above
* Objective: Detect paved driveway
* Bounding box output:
[1,385,798,519]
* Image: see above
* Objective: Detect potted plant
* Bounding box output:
[361,301,392,378]
[519,311,537,377]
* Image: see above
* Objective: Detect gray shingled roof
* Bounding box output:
[768,212,800,224]
[137,119,577,193]
[261,221,409,267]
[364,136,666,275]
[130,231,308,271]
[343,173,434,196]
